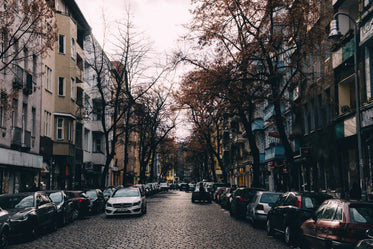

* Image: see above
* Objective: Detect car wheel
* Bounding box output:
[266,219,274,236]
[0,229,9,249]
[72,208,79,220]
[284,225,293,245]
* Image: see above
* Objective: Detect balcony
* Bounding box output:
[265,144,285,162]
[252,118,264,131]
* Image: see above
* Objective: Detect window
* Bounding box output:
[57,118,63,140]
[22,103,27,131]
[317,94,323,128]
[33,54,37,76]
[0,105,3,128]
[84,128,89,151]
[67,120,73,142]
[58,34,65,54]
[11,99,18,128]
[45,65,52,91]
[93,137,102,153]
[44,111,51,137]
[71,77,75,100]
[71,38,75,59]
[31,107,36,136]
[58,77,65,96]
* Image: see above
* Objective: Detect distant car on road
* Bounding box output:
[192,183,211,203]
[160,183,169,192]
[105,187,146,217]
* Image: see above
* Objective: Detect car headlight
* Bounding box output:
[133,201,141,206]
[106,203,113,207]
[10,213,29,222]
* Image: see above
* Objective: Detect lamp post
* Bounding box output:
[329,13,364,198]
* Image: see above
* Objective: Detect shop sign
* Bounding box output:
[361,16,373,45]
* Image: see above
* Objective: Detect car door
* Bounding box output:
[301,201,329,248]
[42,193,56,227]
[270,193,288,230]
[36,193,49,228]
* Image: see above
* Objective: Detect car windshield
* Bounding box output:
[103,189,113,195]
[242,190,257,200]
[85,190,97,198]
[260,193,281,204]
[303,195,330,210]
[0,195,34,209]
[113,189,139,198]
[349,204,373,224]
[49,192,63,204]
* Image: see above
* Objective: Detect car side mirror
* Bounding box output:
[312,214,318,223]
[367,229,373,239]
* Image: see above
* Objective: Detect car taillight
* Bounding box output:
[256,204,264,211]
[238,197,247,202]
[295,196,302,209]
[79,199,83,202]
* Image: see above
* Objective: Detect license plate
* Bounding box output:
[117,208,128,212]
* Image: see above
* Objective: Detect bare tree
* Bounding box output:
[0,0,56,110]
[85,8,171,187]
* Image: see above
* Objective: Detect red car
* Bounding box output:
[301,199,373,249]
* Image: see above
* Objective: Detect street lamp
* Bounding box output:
[329,13,364,198]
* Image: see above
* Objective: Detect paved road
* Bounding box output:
[9,190,290,249]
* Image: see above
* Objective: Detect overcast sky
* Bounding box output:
[75,0,192,54]
[75,0,193,140]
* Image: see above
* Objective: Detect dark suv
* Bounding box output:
[266,191,332,246]
[230,187,264,218]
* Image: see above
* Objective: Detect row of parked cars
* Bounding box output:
[211,186,373,249]
[0,183,160,248]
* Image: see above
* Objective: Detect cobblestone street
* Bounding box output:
[9,191,290,249]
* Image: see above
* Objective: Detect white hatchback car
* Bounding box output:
[105,187,146,217]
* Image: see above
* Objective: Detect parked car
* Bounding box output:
[192,183,211,203]
[65,191,90,219]
[159,183,169,192]
[220,187,234,210]
[246,191,282,227]
[0,207,9,249]
[131,184,146,196]
[213,187,226,203]
[85,189,105,214]
[105,187,146,217]
[266,191,332,246]
[230,187,264,218]
[46,190,74,226]
[103,187,116,202]
[180,183,188,191]
[0,191,57,239]
[301,199,373,249]
[355,229,373,249]
[188,183,195,192]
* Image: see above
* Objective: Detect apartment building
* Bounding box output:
[40,0,90,190]
[82,34,112,188]
[0,1,54,193]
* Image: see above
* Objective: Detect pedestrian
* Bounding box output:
[350,182,361,200]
